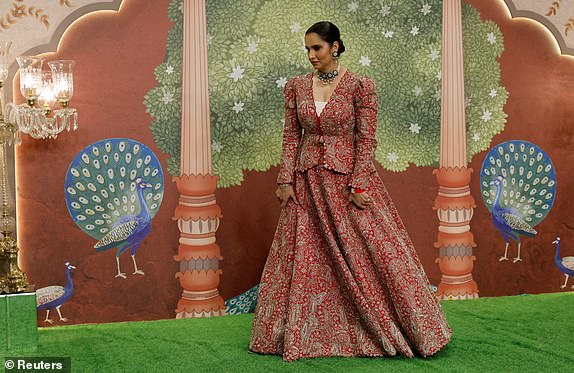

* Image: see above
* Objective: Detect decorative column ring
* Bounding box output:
[433,167,478,300]
[174,174,225,317]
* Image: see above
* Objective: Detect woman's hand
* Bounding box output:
[349,191,373,209]
[276,185,300,208]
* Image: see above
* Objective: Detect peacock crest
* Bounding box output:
[64,138,164,278]
[480,140,557,262]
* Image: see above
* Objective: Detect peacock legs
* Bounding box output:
[499,242,509,261]
[131,254,144,275]
[56,305,68,322]
[560,274,570,289]
[115,257,127,279]
[44,310,53,324]
[513,242,523,263]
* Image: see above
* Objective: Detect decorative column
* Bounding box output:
[173,0,226,318]
[433,0,479,300]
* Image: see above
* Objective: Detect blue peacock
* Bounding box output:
[552,237,574,289]
[480,141,556,263]
[65,138,164,278]
[36,262,76,323]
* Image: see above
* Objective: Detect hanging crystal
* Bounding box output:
[10,57,78,139]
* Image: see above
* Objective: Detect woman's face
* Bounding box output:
[304,32,338,72]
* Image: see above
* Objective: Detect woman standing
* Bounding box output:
[250,21,451,361]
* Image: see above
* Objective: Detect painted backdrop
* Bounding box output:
[4,0,574,325]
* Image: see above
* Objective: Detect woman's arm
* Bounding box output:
[277,78,302,185]
[350,76,378,190]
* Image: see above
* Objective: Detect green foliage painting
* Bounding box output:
[145,0,507,187]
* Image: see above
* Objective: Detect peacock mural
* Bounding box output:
[225,284,260,315]
[480,141,556,262]
[36,262,76,323]
[64,138,164,279]
[552,237,574,289]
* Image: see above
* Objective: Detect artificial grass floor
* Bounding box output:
[3,292,573,372]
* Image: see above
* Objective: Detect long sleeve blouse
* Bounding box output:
[277,71,378,190]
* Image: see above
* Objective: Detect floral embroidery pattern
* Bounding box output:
[250,73,452,361]
[277,72,378,189]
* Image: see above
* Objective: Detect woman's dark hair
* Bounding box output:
[305,21,346,55]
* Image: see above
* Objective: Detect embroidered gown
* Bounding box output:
[249,71,452,361]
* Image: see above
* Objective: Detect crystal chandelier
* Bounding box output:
[7,56,78,139]
[0,41,79,293]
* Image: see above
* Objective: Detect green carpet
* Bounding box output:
[2,292,573,372]
[1,293,38,352]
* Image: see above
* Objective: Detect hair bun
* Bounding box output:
[337,38,346,55]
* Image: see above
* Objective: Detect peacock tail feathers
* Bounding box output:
[65,138,164,240]
[501,213,537,235]
[225,284,260,315]
[562,257,574,271]
[36,286,65,306]
[94,220,138,249]
[480,140,556,227]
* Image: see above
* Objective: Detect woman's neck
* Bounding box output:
[317,60,339,73]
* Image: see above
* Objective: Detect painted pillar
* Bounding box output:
[433,0,479,300]
[173,0,226,318]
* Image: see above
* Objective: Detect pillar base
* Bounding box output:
[175,296,226,318]
[436,280,479,300]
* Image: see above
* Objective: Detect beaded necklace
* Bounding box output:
[316,62,340,85]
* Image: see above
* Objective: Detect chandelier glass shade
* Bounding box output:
[7,56,78,140]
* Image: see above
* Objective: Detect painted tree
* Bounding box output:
[145,0,507,187]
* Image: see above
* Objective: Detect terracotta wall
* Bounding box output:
[17,0,181,323]
[463,0,574,295]
[15,0,574,326]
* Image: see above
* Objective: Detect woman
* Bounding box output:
[250,21,451,361]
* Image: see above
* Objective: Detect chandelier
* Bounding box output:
[0,40,79,293]
[0,42,78,140]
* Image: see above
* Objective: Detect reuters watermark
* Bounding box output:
[3,357,71,372]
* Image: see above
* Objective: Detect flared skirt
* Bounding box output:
[249,166,452,361]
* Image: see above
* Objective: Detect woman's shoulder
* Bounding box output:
[345,70,375,86]
[343,71,376,94]
[286,73,311,88]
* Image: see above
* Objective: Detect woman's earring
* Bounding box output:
[333,51,339,59]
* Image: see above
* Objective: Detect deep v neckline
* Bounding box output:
[310,70,349,119]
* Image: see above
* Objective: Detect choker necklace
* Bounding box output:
[316,63,340,84]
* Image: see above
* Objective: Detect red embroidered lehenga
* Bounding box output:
[249,71,452,361]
